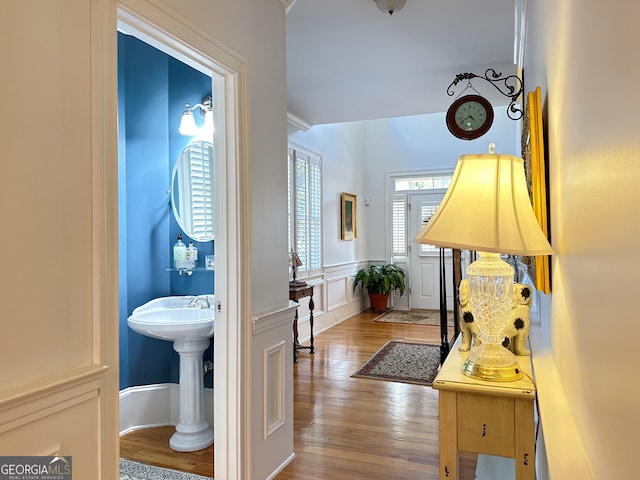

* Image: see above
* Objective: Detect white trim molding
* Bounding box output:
[282,0,297,14]
[119,384,214,436]
[287,111,312,133]
[252,303,298,336]
[0,365,109,466]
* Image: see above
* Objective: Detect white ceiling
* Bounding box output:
[286,0,521,126]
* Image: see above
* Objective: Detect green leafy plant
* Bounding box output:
[353,264,406,296]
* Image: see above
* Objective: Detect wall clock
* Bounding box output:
[446,94,494,140]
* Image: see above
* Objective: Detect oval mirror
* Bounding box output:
[171,141,215,241]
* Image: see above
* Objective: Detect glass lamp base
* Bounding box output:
[461,343,523,382]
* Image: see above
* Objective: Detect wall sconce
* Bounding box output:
[413,144,552,381]
[179,96,213,136]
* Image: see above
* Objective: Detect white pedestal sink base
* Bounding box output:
[170,424,214,452]
[170,338,214,452]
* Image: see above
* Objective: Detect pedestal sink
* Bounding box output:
[128,294,215,452]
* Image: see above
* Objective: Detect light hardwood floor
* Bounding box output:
[120,311,476,479]
[119,425,213,476]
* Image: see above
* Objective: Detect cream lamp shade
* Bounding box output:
[413,145,552,381]
[413,150,552,255]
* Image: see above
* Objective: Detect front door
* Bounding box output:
[409,193,454,310]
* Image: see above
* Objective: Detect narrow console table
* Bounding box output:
[432,335,536,480]
[289,284,315,362]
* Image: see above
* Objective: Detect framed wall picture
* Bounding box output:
[341,192,357,240]
[521,86,551,293]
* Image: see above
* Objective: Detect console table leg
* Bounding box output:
[293,306,299,363]
[308,294,315,354]
[515,398,535,480]
[439,390,459,479]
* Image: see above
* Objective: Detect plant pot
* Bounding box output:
[368,293,389,312]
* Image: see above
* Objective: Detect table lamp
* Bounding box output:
[289,250,304,286]
[413,144,552,381]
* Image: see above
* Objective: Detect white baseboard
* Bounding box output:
[265,452,296,480]
[119,383,214,436]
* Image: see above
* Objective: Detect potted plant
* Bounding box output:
[353,263,406,312]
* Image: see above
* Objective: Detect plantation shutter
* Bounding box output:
[391,194,408,255]
[307,157,322,273]
[390,194,410,310]
[288,146,322,277]
[419,203,438,254]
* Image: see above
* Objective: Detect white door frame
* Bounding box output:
[116,4,248,478]
[385,170,458,312]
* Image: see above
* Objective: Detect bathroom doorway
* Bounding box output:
[116,5,245,478]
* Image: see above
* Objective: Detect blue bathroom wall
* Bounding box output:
[168,59,215,299]
[118,33,214,390]
[118,36,130,389]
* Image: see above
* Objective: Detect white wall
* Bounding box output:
[362,109,519,259]
[0,1,292,479]
[289,109,518,341]
[155,2,293,478]
[526,0,640,477]
[290,122,368,264]
[160,0,290,314]
[291,109,519,266]
[0,1,118,478]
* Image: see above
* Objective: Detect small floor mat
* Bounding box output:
[120,458,213,480]
[351,340,441,386]
[372,309,454,326]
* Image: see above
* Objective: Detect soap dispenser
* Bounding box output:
[186,242,198,269]
[173,234,187,269]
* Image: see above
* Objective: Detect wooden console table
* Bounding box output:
[289,284,315,362]
[432,335,536,480]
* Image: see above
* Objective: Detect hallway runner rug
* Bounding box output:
[371,309,454,326]
[351,341,441,386]
[120,459,213,480]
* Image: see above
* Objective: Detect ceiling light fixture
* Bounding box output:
[374,0,406,15]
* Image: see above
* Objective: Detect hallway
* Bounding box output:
[276,310,476,479]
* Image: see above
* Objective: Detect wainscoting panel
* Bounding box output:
[0,365,106,479]
[264,341,286,438]
[251,304,296,480]
[327,275,349,311]
[250,261,388,478]
[298,261,368,339]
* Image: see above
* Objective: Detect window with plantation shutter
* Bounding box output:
[419,203,439,254]
[288,144,322,277]
[391,194,407,255]
[391,173,452,256]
